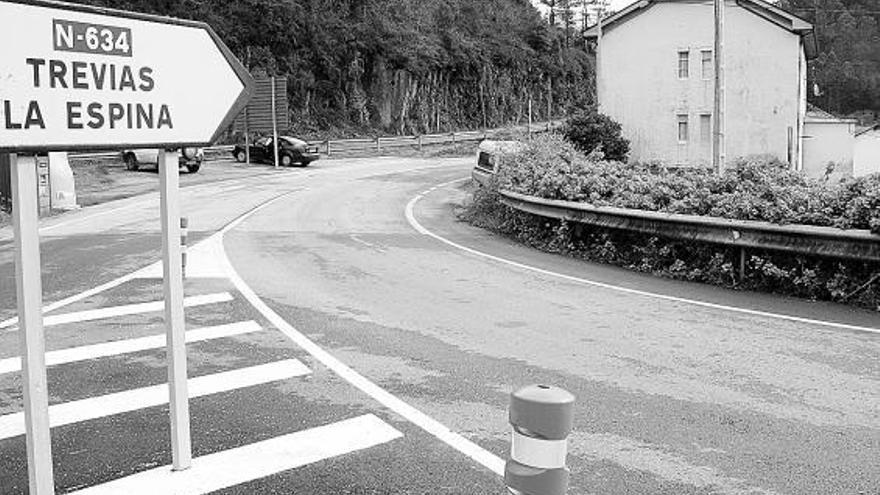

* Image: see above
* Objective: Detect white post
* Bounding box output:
[271,76,280,168]
[158,149,192,471]
[528,97,533,141]
[713,0,726,173]
[12,153,56,495]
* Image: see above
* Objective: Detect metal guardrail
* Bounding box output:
[497,190,880,262]
[68,122,561,163]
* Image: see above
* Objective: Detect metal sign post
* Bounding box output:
[244,107,251,165]
[158,149,192,470]
[271,76,280,168]
[0,1,253,491]
[11,153,55,495]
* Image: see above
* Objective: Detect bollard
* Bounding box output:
[179,217,188,279]
[505,384,575,495]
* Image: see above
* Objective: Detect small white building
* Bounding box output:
[801,106,856,180]
[586,0,818,169]
[854,125,880,177]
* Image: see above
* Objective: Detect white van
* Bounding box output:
[473,140,526,186]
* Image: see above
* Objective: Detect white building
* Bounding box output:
[854,125,880,178]
[801,106,857,180]
[586,0,818,170]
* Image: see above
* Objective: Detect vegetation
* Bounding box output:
[495,133,880,232]
[779,0,880,122]
[461,132,880,308]
[559,108,629,161]
[72,0,594,136]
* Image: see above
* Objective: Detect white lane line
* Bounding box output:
[0,321,262,375]
[39,202,145,234]
[29,292,234,330]
[214,236,506,476]
[0,359,310,440]
[71,414,402,495]
[0,266,154,330]
[0,165,458,330]
[405,177,880,336]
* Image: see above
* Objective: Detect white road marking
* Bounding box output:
[27,292,234,330]
[39,202,144,233]
[404,177,880,336]
[0,359,310,440]
[71,414,402,495]
[0,321,262,375]
[212,223,507,476]
[0,266,155,330]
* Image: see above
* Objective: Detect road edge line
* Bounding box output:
[404,177,880,336]
[216,200,506,477]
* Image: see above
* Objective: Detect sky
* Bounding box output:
[530,0,637,27]
[530,0,636,16]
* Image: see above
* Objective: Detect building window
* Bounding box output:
[678,51,689,79]
[701,50,713,79]
[677,114,689,143]
[700,114,712,144]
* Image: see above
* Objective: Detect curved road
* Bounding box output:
[223,160,879,494]
[0,156,877,494]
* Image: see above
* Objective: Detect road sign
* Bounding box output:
[0,0,254,152]
[1,3,254,493]
[232,77,290,134]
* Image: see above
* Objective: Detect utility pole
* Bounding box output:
[713,0,726,173]
[595,0,604,109]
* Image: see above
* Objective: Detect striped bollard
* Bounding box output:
[179,217,188,279]
[505,384,575,495]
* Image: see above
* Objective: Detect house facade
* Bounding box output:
[586,0,817,169]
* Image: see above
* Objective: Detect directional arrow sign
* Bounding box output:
[0,0,254,151]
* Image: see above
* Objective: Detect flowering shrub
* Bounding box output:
[496,134,880,233]
[460,134,880,308]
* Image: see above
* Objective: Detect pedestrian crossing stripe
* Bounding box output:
[71,414,403,495]
[0,320,262,375]
[36,292,234,328]
[0,359,311,440]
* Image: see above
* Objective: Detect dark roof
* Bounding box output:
[806,104,838,120]
[585,0,818,59]
[805,104,859,124]
[856,124,880,137]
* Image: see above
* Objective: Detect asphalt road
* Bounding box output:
[0,156,878,494]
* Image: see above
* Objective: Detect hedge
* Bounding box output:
[461,134,880,309]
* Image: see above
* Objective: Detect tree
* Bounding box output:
[778,0,880,119]
[561,108,630,162]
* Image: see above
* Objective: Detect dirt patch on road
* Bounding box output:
[71,156,286,207]
[73,158,132,207]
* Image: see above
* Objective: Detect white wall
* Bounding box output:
[801,121,855,179]
[597,0,803,167]
[854,130,880,177]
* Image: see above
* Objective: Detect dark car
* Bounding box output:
[232,136,320,167]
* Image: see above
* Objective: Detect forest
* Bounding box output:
[779,0,880,122]
[71,0,594,136]
[67,0,879,135]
